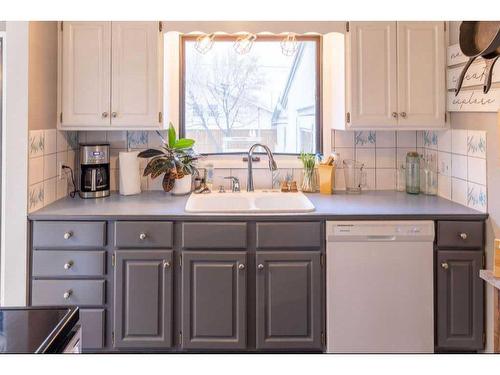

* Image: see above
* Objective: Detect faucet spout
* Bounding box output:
[247,143,277,192]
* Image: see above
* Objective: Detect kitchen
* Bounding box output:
[1,0,500,372]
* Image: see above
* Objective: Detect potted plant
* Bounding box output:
[138,123,199,195]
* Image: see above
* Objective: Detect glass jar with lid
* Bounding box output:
[405,152,420,194]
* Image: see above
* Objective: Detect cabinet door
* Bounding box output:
[181,251,247,349]
[397,22,446,128]
[61,22,111,127]
[347,22,398,128]
[256,251,322,350]
[437,251,484,350]
[111,22,162,127]
[113,250,173,348]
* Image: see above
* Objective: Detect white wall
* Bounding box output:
[1,21,29,306]
[449,21,499,353]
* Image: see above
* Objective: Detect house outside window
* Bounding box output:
[181,35,321,155]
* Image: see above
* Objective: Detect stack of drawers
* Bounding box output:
[31,221,107,351]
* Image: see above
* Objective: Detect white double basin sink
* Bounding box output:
[185,190,315,213]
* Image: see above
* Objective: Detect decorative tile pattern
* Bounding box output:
[423,130,438,149]
[467,182,487,212]
[28,182,44,213]
[29,130,44,158]
[467,130,487,158]
[127,131,149,149]
[354,131,376,147]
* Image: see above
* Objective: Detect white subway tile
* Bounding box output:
[56,130,69,152]
[107,131,128,149]
[43,153,57,180]
[467,157,487,185]
[451,129,468,155]
[437,130,452,152]
[396,131,417,148]
[44,129,57,155]
[356,148,375,168]
[43,178,57,206]
[29,157,44,185]
[451,154,467,180]
[334,130,354,148]
[437,151,451,177]
[376,148,396,169]
[376,131,396,148]
[375,169,396,190]
[334,147,354,169]
[85,131,107,144]
[451,177,467,206]
[438,174,451,200]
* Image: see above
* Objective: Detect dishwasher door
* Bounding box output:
[326,221,435,353]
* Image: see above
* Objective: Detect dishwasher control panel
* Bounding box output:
[327,221,435,242]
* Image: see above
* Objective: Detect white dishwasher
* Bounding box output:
[326,221,435,353]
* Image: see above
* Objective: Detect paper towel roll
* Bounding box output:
[119,151,142,196]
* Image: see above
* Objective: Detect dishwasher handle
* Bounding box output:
[327,235,399,242]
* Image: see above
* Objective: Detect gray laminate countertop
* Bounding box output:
[28,191,488,221]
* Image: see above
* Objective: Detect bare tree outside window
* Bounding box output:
[183,37,319,154]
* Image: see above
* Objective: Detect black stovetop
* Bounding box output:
[0,306,79,353]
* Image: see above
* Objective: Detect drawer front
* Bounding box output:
[256,222,322,249]
[33,221,106,249]
[182,222,247,249]
[32,251,105,278]
[114,221,173,248]
[80,309,105,349]
[437,221,484,249]
[31,280,105,306]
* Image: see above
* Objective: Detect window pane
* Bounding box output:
[183,38,318,154]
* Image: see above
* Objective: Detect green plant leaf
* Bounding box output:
[168,123,176,148]
[138,149,164,158]
[173,138,195,149]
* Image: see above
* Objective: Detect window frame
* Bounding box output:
[179,34,323,157]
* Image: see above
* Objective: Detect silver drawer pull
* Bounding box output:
[238,263,245,270]
[139,233,147,240]
[163,260,171,269]
[63,231,73,240]
[459,232,468,240]
[441,262,449,270]
[257,264,264,270]
[63,290,72,300]
[64,261,74,270]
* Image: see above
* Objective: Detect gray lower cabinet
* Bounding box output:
[436,250,484,351]
[181,251,247,350]
[113,250,173,348]
[255,251,322,350]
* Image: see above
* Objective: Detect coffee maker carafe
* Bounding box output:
[79,144,110,198]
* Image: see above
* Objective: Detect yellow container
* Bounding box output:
[495,239,500,278]
[318,164,335,194]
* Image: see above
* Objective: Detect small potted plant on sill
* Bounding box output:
[138,123,199,195]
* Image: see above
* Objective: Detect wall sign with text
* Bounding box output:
[447,43,500,112]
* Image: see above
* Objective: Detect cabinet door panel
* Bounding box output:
[348,22,398,128]
[256,251,322,350]
[437,251,484,350]
[397,22,446,128]
[111,22,161,127]
[61,22,111,126]
[181,251,247,349]
[113,250,173,348]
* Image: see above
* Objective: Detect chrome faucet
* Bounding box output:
[247,143,277,192]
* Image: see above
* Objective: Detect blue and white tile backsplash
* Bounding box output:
[28,129,78,213]
[422,129,487,213]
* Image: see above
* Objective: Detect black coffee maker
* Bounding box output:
[79,144,110,198]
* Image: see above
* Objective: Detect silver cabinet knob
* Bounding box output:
[163,260,171,269]
[64,261,73,270]
[238,263,245,270]
[63,231,73,240]
[459,232,468,240]
[441,262,449,270]
[102,112,109,118]
[400,112,407,118]
[111,112,117,118]
[392,112,398,118]
[257,264,264,270]
[63,290,72,300]
[139,233,147,240]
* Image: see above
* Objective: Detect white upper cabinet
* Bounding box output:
[111,22,162,127]
[328,21,447,130]
[397,22,446,128]
[59,21,163,130]
[347,22,398,128]
[61,22,111,127]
